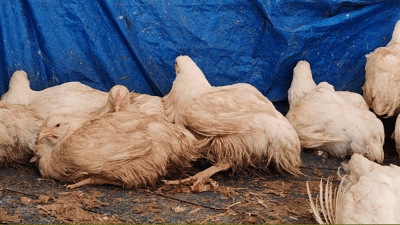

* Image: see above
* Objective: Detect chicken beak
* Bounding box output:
[114,103,120,112]
[38,127,58,143]
[38,117,57,143]
[114,90,123,112]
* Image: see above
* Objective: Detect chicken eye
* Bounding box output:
[55,124,60,128]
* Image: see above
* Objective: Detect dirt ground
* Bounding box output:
[1,123,398,224]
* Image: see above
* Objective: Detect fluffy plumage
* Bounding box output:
[98,85,167,120]
[307,154,400,224]
[0,102,43,165]
[289,61,369,111]
[1,71,34,105]
[162,55,302,191]
[362,20,400,117]
[286,61,384,162]
[32,111,197,189]
[1,70,108,118]
[97,85,132,115]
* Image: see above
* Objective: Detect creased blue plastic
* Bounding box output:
[0,0,399,114]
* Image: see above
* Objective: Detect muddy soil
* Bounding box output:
[0,146,398,224]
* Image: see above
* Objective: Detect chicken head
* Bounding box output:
[38,116,70,143]
[288,60,317,108]
[1,70,33,105]
[109,85,130,112]
[174,55,205,79]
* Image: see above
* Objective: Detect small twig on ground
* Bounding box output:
[289,216,298,220]
[36,205,51,214]
[200,212,228,224]
[188,208,202,215]
[226,201,241,209]
[80,207,128,222]
[154,193,226,211]
[300,166,340,170]
[230,187,248,190]
[96,214,103,222]
[249,192,268,197]
[36,178,56,184]
[256,198,271,212]
[1,187,37,197]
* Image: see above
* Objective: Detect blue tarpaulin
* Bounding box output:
[1,0,400,113]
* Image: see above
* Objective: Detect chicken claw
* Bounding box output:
[67,177,123,190]
[162,163,230,192]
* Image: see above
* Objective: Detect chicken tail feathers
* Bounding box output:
[196,116,303,177]
[307,177,348,224]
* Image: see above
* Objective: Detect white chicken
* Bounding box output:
[97,85,167,120]
[288,61,369,111]
[362,20,400,117]
[1,70,108,118]
[96,85,134,115]
[162,55,302,191]
[0,102,43,165]
[31,111,198,189]
[286,61,384,162]
[307,153,400,224]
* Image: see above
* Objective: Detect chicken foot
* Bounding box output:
[163,162,231,192]
[67,177,123,189]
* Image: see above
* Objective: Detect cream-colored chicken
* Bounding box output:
[289,61,369,111]
[0,102,43,165]
[96,85,132,114]
[97,85,167,120]
[307,153,400,224]
[162,55,302,191]
[286,61,384,162]
[363,20,400,117]
[1,70,35,105]
[32,111,197,189]
[1,70,108,118]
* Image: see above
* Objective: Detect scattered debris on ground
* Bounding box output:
[1,149,397,224]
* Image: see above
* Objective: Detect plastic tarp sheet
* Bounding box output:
[1,0,400,113]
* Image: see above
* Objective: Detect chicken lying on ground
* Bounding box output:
[162,55,302,192]
[97,85,167,120]
[362,19,400,117]
[307,154,400,224]
[1,70,108,118]
[31,111,197,189]
[286,61,384,163]
[0,102,43,165]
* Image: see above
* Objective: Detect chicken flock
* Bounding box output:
[1,19,400,224]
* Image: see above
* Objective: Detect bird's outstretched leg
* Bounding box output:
[67,177,123,189]
[163,162,231,192]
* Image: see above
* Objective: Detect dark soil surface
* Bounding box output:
[1,138,398,224]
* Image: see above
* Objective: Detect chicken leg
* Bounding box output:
[67,177,123,189]
[163,162,231,192]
